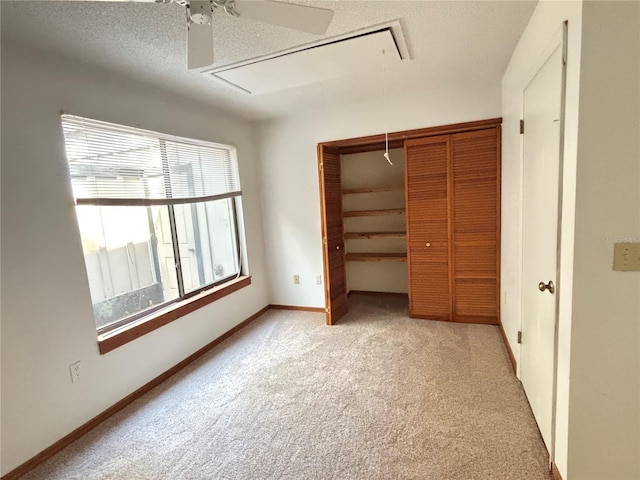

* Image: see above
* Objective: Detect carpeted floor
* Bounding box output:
[22,295,551,480]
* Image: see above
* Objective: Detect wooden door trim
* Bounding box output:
[317,144,332,324]
[496,126,502,325]
[319,118,502,154]
[551,462,564,480]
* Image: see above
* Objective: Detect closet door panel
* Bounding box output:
[407,240,448,258]
[452,180,497,242]
[451,130,498,243]
[450,129,499,323]
[318,145,348,325]
[455,278,498,321]
[454,243,496,276]
[409,260,450,320]
[407,222,448,243]
[405,136,451,319]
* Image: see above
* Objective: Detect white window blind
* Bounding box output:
[61,115,241,205]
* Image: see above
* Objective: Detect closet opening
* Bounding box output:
[342,148,408,299]
[318,118,502,326]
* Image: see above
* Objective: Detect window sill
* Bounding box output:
[98,276,252,354]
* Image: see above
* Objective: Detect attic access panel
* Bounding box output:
[203,22,409,95]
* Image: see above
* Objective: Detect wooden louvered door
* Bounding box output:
[405,135,452,320]
[449,129,500,324]
[405,126,500,324]
[318,145,348,325]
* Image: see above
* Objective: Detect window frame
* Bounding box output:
[93,198,243,338]
[97,275,251,354]
[61,115,251,353]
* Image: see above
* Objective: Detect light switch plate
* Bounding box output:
[613,242,640,271]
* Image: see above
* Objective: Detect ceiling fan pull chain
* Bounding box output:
[381,49,393,166]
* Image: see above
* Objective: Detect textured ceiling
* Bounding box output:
[0,1,537,121]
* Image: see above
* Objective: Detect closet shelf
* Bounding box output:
[343,208,405,217]
[346,253,407,262]
[342,186,404,195]
[344,231,406,239]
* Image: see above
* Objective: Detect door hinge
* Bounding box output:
[322,237,328,245]
[519,119,525,134]
[325,307,330,313]
[319,162,323,171]
[517,330,522,344]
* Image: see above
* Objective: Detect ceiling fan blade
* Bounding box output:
[187,1,214,69]
[233,1,334,35]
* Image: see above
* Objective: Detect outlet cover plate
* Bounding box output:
[613,242,640,271]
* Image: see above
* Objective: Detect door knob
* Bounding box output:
[336,245,340,250]
[426,242,431,247]
[538,280,555,294]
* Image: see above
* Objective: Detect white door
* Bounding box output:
[520,43,563,451]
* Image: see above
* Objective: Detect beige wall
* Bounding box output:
[568,2,640,478]
[0,42,269,475]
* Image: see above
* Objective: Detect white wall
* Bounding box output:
[501,2,583,476]
[258,82,501,307]
[567,2,640,478]
[0,42,269,475]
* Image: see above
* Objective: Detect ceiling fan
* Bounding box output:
[102,0,334,69]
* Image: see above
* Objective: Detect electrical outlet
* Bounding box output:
[613,242,640,271]
[69,361,81,383]
[293,275,300,285]
[316,275,322,285]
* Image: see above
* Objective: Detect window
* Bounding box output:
[61,115,246,339]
